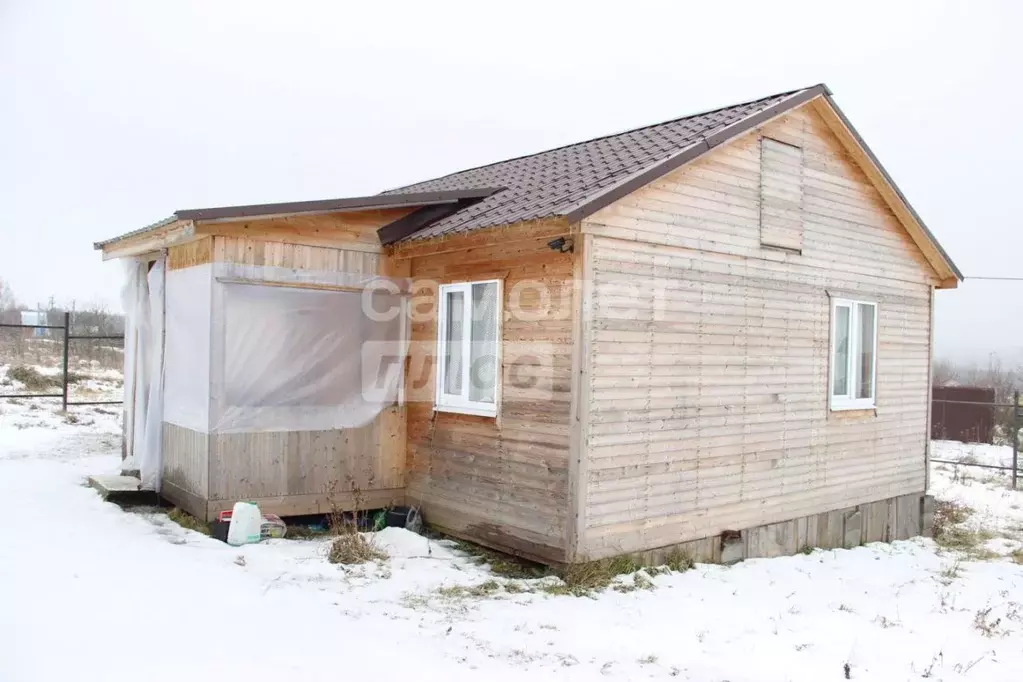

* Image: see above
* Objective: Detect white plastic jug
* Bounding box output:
[227,502,263,546]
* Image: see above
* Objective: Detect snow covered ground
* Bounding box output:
[2,406,1023,681]
[933,439,1019,469]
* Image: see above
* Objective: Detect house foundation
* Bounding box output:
[628,492,931,567]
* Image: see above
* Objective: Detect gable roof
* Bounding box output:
[382,86,824,242]
[382,83,961,285]
[97,84,959,284]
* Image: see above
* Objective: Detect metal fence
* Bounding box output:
[0,311,124,410]
[930,391,1022,489]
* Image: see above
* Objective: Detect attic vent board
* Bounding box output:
[759,137,804,252]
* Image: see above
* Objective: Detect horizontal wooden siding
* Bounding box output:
[579,103,936,557]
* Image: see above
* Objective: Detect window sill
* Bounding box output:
[434,403,498,418]
[829,402,877,421]
[830,401,876,412]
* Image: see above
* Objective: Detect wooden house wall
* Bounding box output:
[577,103,938,558]
[395,223,575,563]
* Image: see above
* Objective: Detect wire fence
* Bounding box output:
[931,391,1022,489]
[0,312,124,410]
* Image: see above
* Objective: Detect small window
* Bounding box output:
[830,298,878,410]
[436,280,501,416]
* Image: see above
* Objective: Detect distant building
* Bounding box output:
[20,311,48,338]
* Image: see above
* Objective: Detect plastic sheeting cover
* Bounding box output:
[163,266,212,432]
[140,259,166,492]
[213,282,404,433]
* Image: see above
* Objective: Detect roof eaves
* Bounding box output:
[93,214,180,250]
[561,84,830,225]
[95,188,505,252]
[378,189,506,245]
[175,188,502,222]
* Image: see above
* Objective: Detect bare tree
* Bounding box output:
[0,278,16,312]
[933,358,960,387]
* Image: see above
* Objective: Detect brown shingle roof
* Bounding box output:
[382,85,825,241]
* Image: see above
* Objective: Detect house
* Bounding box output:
[95,84,960,565]
[20,310,49,338]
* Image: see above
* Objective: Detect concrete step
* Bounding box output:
[87,475,158,506]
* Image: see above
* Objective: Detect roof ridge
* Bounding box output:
[382,84,819,194]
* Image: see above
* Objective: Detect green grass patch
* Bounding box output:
[284,524,331,540]
[663,548,696,572]
[931,499,1001,559]
[450,539,553,579]
[167,507,212,536]
[935,524,997,560]
[437,579,503,599]
[543,555,641,596]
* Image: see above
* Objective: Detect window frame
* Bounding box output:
[829,297,879,412]
[434,279,502,417]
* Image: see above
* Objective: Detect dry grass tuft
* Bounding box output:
[933,500,973,538]
[973,606,1006,637]
[327,532,388,565]
[7,365,61,391]
[436,579,502,598]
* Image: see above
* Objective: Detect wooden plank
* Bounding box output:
[168,237,213,270]
[196,208,413,254]
[566,233,591,560]
[161,479,209,521]
[390,218,572,260]
[205,488,405,520]
[162,423,209,498]
[100,220,196,260]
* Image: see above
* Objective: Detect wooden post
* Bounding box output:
[61,311,70,412]
[1013,390,1020,491]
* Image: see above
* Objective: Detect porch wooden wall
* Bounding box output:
[395,223,575,563]
[577,103,937,558]
[160,213,408,521]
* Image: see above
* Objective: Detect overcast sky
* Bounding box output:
[1,0,1020,364]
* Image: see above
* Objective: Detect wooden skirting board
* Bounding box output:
[617,491,930,568]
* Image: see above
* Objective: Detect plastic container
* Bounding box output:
[386,506,412,528]
[227,502,263,546]
[260,513,287,539]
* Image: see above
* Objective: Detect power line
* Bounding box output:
[964,276,1023,282]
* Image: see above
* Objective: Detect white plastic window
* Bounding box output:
[830,298,878,410]
[436,280,500,416]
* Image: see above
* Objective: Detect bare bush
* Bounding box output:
[325,481,388,565]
